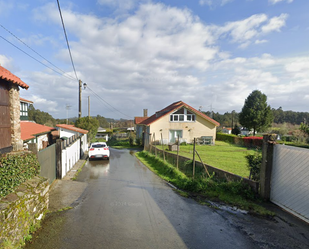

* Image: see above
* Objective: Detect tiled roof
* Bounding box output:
[134,117,148,124]
[20,121,56,141]
[0,66,29,89]
[56,124,89,134]
[138,101,220,126]
[20,97,33,104]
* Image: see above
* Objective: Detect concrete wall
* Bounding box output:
[149,113,217,144]
[0,176,49,248]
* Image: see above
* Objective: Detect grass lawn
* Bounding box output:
[156,141,257,178]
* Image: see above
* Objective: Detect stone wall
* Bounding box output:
[0,176,49,247]
[9,83,23,152]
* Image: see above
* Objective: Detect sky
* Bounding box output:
[0,0,308,120]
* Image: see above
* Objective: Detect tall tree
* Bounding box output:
[239,90,273,135]
[75,117,99,141]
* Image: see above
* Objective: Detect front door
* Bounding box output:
[169,130,182,143]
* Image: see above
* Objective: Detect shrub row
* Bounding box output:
[216,133,263,148]
[0,152,40,198]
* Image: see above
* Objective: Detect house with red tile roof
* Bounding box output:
[0,66,29,153]
[56,124,89,153]
[135,101,220,145]
[20,121,56,151]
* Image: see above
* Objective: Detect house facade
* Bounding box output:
[135,101,220,145]
[0,66,29,153]
[56,124,88,153]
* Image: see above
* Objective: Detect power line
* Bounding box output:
[0,35,75,80]
[0,24,75,80]
[56,0,79,81]
[86,85,133,119]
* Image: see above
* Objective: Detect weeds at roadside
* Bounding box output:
[136,151,274,217]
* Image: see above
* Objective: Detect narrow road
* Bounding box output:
[25,149,309,249]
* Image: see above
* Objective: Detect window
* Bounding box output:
[170,108,195,122]
[20,102,28,117]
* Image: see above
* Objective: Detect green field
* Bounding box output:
[155,141,257,178]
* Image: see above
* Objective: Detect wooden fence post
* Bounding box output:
[260,134,276,200]
[56,139,62,179]
[177,134,179,170]
[161,133,165,161]
[154,133,157,157]
[193,138,196,178]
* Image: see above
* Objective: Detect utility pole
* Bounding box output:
[88,96,90,118]
[79,79,82,118]
[66,104,71,124]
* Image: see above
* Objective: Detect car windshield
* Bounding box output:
[92,144,106,148]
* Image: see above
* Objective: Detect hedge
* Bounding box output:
[216,133,263,148]
[0,152,40,198]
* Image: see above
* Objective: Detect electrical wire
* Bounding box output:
[0,24,75,80]
[0,35,75,80]
[86,85,133,119]
[56,0,79,81]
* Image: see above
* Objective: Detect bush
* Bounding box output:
[245,151,262,181]
[216,133,237,144]
[0,152,40,198]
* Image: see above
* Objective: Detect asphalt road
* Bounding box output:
[25,148,309,249]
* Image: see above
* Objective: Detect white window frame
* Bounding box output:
[170,108,195,122]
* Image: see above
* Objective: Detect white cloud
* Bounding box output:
[261,14,288,34]
[269,0,293,5]
[199,0,234,8]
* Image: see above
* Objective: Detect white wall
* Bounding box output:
[61,139,80,178]
[59,129,76,138]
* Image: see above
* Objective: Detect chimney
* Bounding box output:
[143,109,148,117]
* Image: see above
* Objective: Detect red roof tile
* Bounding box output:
[139,101,220,126]
[20,97,33,104]
[20,121,56,141]
[56,124,89,134]
[0,66,29,89]
[134,117,148,124]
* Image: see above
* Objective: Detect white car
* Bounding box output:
[89,142,110,160]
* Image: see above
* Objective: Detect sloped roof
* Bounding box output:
[20,121,56,141]
[20,97,33,104]
[56,124,89,134]
[134,117,148,125]
[138,101,220,126]
[0,66,29,89]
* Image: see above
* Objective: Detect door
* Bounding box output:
[0,81,11,151]
[169,130,182,143]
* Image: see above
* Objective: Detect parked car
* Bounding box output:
[89,142,110,160]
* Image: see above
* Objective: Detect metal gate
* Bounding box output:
[38,144,56,184]
[271,144,309,223]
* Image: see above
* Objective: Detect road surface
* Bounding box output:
[25,148,309,249]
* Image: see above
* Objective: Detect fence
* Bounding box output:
[38,144,56,184]
[30,134,87,182]
[146,137,259,193]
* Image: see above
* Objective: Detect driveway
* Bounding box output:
[25,148,309,249]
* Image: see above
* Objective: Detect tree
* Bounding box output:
[28,104,56,126]
[75,117,99,141]
[300,122,309,136]
[239,90,273,135]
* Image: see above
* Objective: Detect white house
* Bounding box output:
[56,124,88,153]
[135,101,220,145]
